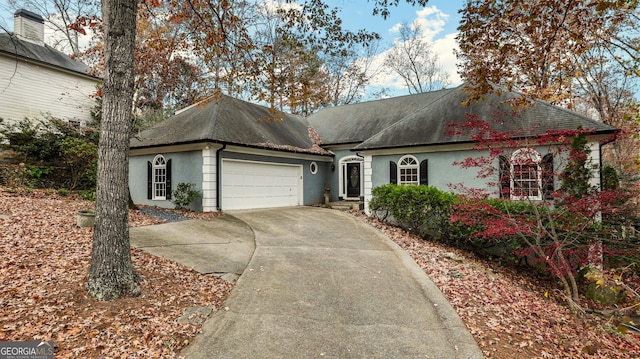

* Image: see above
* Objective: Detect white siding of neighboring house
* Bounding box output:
[0,54,99,126]
[587,141,602,190]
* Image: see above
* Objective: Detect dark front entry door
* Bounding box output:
[346,163,361,198]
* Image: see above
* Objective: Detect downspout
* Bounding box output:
[216,143,226,211]
[599,144,603,191]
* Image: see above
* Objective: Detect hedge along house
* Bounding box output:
[130,84,617,212]
[129,95,333,211]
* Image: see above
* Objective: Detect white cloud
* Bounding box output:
[368,5,461,94]
[259,0,302,16]
[410,6,448,41]
[432,32,461,85]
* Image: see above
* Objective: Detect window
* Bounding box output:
[68,120,81,131]
[147,155,172,200]
[310,162,318,174]
[153,155,167,199]
[510,148,542,200]
[398,155,419,186]
[500,151,554,200]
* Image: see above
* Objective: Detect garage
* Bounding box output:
[221,159,303,210]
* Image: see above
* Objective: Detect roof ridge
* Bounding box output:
[317,86,458,111]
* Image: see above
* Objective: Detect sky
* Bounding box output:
[323,0,465,96]
[0,0,466,97]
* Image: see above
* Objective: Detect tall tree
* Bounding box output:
[456,0,639,104]
[86,0,139,301]
[384,22,449,94]
[171,0,253,98]
[571,45,640,190]
[324,41,381,106]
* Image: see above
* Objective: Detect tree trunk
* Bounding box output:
[128,188,138,210]
[87,0,139,301]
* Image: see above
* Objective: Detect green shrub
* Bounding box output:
[171,183,201,209]
[80,190,97,201]
[0,119,60,162]
[369,184,458,239]
[60,137,98,190]
[369,185,541,259]
[0,118,99,190]
[57,188,70,196]
[23,164,52,187]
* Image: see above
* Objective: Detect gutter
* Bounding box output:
[216,143,226,211]
[0,49,101,81]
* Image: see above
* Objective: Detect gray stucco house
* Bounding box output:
[129,84,617,213]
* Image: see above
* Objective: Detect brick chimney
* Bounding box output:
[14,9,45,46]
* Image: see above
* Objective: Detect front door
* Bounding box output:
[346,162,361,198]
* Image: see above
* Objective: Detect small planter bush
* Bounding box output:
[171,183,201,210]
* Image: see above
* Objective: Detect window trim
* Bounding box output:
[510,148,542,201]
[398,155,419,186]
[152,154,167,200]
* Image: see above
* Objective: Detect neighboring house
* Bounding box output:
[129,84,617,213]
[0,9,99,128]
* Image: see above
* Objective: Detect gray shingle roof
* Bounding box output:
[352,84,617,150]
[131,84,617,154]
[306,88,456,145]
[130,95,319,153]
[0,33,92,76]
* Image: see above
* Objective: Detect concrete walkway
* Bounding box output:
[175,207,482,359]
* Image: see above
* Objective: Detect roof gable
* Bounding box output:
[354,85,617,150]
[130,95,321,153]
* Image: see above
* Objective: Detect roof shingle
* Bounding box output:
[349,85,617,150]
[130,95,325,154]
[0,33,92,76]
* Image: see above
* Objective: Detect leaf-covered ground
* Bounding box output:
[2,188,639,358]
[353,211,640,359]
[0,188,232,358]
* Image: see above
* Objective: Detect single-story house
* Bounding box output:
[0,9,100,128]
[129,84,617,213]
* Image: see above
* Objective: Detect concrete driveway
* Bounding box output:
[130,215,255,282]
[132,206,482,358]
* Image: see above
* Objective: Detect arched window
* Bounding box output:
[510,148,542,200]
[147,154,172,200]
[398,155,419,186]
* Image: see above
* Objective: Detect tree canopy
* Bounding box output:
[457,0,640,104]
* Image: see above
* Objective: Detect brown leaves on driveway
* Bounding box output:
[0,188,232,358]
[354,212,640,359]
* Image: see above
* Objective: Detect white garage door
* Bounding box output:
[222,160,302,210]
